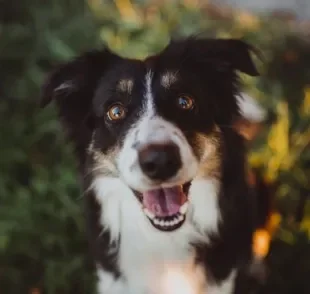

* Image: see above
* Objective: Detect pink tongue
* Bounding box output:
[143,186,184,217]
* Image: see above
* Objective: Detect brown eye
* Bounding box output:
[176,95,195,110]
[107,104,126,121]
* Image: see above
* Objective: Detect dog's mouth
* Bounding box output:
[135,182,191,232]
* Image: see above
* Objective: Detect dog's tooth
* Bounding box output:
[160,220,165,227]
[172,218,178,225]
[178,214,184,222]
[164,221,170,227]
[143,208,155,220]
[179,202,189,215]
[154,218,160,225]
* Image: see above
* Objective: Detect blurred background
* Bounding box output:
[0,0,310,293]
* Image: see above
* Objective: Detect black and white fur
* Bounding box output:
[41,37,260,294]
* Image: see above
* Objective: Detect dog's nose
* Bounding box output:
[138,143,181,181]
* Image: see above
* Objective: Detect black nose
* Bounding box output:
[138,143,182,181]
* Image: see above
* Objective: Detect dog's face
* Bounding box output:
[41,38,258,235]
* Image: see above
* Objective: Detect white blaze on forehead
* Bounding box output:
[161,71,178,89]
[144,70,155,117]
[137,71,183,146]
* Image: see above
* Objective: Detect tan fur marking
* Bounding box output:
[87,132,119,177]
[161,72,178,89]
[117,79,134,94]
[196,126,222,179]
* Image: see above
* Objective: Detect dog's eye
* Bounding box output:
[176,95,195,110]
[107,104,126,121]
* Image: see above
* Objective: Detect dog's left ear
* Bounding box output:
[191,38,260,76]
[216,39,260,76]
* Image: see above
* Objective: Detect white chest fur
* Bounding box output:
[95,205,237,294]
[97,266,236,294]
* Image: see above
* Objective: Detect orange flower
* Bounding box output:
[30,288,41,294]
[283,51,298,63]
[253,229,271,258]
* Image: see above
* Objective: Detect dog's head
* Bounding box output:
[41,37,258,236]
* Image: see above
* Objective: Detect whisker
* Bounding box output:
[78,186,93,199]
[83,165,110,179]
[79,163,118,199]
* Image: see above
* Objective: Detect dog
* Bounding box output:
[40,36,261,294]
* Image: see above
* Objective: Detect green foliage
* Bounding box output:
[1,0,309,293]
[0,0,99,293]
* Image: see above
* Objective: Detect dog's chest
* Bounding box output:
[98,254,236,294]
[97,227,236,294]
[99,236,206,294]
[97,215,202,293]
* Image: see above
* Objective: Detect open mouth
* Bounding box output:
[135,182,191,232]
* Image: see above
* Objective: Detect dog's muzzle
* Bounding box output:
[134,142,190,232]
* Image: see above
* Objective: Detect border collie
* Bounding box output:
[40,37,260,294]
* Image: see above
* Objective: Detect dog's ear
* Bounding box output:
[40,49,120,158]
[188,38,260,76]
[212,39,260,76]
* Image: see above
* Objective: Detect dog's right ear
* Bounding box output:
[40,48,120,109]
[40,49,120,156]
